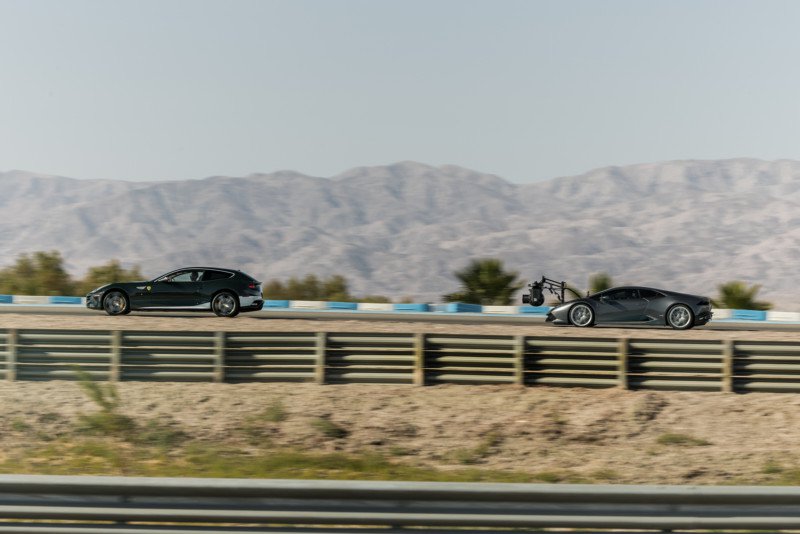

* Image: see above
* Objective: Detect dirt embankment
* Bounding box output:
[1,380,799,484]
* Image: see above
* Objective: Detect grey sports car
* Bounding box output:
[543,286,713,330]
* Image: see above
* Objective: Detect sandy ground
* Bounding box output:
[1,314,800,484]
[0,380,799,484]
[1,313,800,340]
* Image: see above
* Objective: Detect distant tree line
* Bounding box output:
[0,251,393,302]
[0,251,775,310]
[262,274,391,303]
[0,251,143,296]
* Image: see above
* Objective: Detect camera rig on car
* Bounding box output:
[522,276,568,306]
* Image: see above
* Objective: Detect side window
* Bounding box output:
[605,288,638,300]
[640,289,664,300]
[604,289,627,300]
[171,270,203,282]
[202,270,232,282]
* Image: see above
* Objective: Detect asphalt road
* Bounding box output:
[0,305,797,331]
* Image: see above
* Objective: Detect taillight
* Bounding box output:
[248,283,256,289]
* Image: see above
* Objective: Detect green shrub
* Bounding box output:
[264,400,288,423]
[311,417,348,439]
[656,433,710,447]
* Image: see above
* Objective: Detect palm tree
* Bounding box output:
[589,272,614,294]
[443,259,524,305]
[713,281,772,310]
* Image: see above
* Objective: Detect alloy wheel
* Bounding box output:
[569,304,593,327]
[103,292,127,315]
[213,293,237,317]
[668,305,692,329]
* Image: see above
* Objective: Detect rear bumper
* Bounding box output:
[240,298,264,312]
[695,310,713,325]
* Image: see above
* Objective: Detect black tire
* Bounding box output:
[666,304,694,330]
[102,290,129,316]
[568,302,595,327]
[212,291,240,318]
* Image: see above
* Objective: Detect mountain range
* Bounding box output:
[2,158,799,307]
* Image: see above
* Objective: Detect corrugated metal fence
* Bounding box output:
[1,328,799,393]
[1,475,800,532]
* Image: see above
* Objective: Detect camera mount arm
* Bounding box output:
[521,276,568,306]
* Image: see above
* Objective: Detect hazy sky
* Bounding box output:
[1,0,799,183]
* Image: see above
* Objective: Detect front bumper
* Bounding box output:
[86,294,102,310]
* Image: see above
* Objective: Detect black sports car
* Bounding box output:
[86,267,263,317]
[540,286,712,330]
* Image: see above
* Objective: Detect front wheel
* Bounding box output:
[569,303,595,327]
[102,291,129,316]
[667,304,694,330]
[212,291,240,318]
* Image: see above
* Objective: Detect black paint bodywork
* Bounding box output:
[544,286,713,329]
[86,267,263,314]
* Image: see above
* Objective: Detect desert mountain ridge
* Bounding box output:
[2,158,799,308]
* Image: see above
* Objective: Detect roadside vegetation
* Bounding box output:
[443,258,524,305]
[588,272,614,294]
[0,251,142,296]
[0,250,394,302]
[0,250,776,310]
[0,372,595,483]
[713,280,772,310]
[3,378,800,485]
[261,274,391,302]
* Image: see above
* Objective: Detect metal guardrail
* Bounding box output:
[0,475,799,532]
[3,328,800,392]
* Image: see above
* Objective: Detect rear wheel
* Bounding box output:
[212,291,240,318]
[102,291,129,316]
[667,304,694,330]
[569,303,595,327]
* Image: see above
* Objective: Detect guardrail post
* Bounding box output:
[413,333,426,386]
[722,339,734,393]
[617,337,629,390]
[315,332,326,384]
[513,335,525,386]
[6,329,17,382]
[110,330,121,382]
[213,331,226,383]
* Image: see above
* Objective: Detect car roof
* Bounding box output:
[597,286,705,298]
[159,267,243,276]
[608,286,664,291]
[174,267,238,272]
